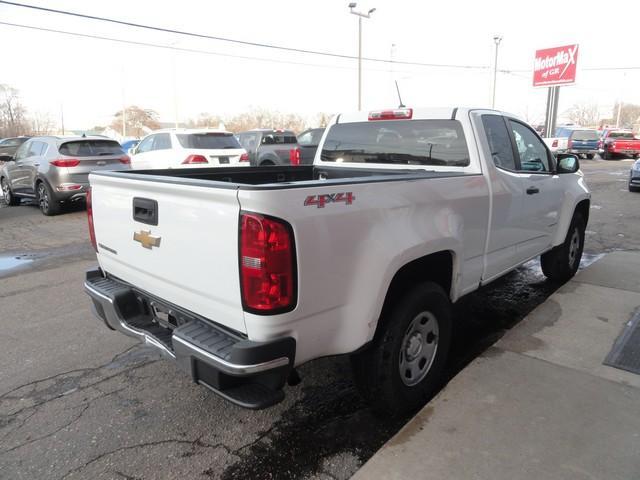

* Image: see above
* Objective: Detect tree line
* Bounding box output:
[0,85,55,138]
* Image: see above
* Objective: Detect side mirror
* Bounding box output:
[556,153,580,174]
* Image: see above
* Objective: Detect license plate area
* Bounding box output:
[218,157,229,164]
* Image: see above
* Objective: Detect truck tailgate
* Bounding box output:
[89,174,246,334]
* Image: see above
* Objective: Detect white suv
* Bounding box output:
[131,129,249,169]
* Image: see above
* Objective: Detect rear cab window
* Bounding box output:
[261,133,297,145]
[177,132,241,149]
[571,130,599,141]
[320,120,469,167]
[59,140,123,156]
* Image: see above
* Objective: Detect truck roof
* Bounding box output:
[335,107,514,124]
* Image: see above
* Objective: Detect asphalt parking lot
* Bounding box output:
[1,158,638,480]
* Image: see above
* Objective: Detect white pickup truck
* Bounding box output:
[84,107,590,415]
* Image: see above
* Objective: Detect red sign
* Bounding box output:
[533,44,579,87]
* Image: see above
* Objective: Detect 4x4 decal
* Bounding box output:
[304,192,355,208]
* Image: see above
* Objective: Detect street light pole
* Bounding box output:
[491,35,502,109]
[349,3,375,111]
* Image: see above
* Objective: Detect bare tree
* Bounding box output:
[111,106,160,137]
[314,112,334,128]
[28,111,55,135]
[612,102,640,129]
[0,84,28,137]
[564,103,600,126]
[225,108,307,133]
[186,112,224,129]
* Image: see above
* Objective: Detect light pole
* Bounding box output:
[491,35,502,109]
[349,3,375,111]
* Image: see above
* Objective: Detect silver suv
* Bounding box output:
[1,136,130,215]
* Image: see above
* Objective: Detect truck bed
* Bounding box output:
[91,165,470,190]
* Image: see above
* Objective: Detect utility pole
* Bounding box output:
[616,72,627,128]
[491,35,502,109]
[349,3,376,111]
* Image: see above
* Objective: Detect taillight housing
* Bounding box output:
[289,147,301,166]
[239,152,249,162]
[119,155,131,164]
[368,108,413,121]
[182,154,208,164]
[567,138,573,149]
[50,158,80,167]
[552,139,558,148]
[240,212,296,314]
[86,187,97,252]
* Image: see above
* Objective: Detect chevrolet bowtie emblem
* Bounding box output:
[133,230,161,249]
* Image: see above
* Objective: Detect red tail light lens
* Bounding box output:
[289,147,301,166]
[86,187,97,252]
[119,155,131,164]
[552,139,558,148]
[240,212,296,313]
[182,155,208,164]
[368,108,413,121]
[567,139,573,149]
[51,158,80,167]
[240,152,249,162]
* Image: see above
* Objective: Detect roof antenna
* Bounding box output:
[395,80,405,108]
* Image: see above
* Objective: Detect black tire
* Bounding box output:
[585,154,594,159]
[260,160,275,166]
[629,184,640,193]
[541,213,585,283]
[37,181,60,216]
[351,282,452,416]
[1,178,20,206]
[602,150,610,160]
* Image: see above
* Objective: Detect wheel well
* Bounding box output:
[376,251,453,337]
[575,199,590,225]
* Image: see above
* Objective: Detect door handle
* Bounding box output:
[33,163,40,166]
[526,186,540,195]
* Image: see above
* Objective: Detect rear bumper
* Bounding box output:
[84,268,295,409]
[568,149,598,155]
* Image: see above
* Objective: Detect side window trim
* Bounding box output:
[506,118,554,175]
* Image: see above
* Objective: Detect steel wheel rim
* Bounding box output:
[38,184,48,212]
[568,228,580,267]
[399,311,439,387]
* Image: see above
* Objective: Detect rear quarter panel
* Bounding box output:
[238,175,490,365]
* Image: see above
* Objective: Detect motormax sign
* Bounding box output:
[533,44,579,87]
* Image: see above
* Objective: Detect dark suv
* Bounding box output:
[1,136,130,215]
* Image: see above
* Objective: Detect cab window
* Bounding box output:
[508,120,551,173]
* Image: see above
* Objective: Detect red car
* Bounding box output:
[600,130,640,160]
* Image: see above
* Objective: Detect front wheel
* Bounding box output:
[541,213,585,283]
[37,181,60,216]
[351,282,452,416]
[1,179,20,206]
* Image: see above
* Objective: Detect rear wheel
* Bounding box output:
[585,153,594,159]
[602,150,610,160]
[541,213,585,283]
[351,282,452,416]
[629,184,640,192]
[1,179,19,206]
[37,181,60,216]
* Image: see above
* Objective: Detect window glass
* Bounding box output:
[27,141,46,156]
[297,131,313,145]
[238,133,258,151]
[176,132,241,149]
[59,140,123,156]
[262,133,297,145]
[608,131,634,139]
[509,120,550,172]
[320,120,469,166]
[152,133,171,150]
[14,142,30,160]
[571,130,599,141]
[136,135,154,153]
[481,115,516,170]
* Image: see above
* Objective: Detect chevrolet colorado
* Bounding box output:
[84,107,590,414]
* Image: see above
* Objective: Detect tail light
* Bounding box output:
[289,147,301,166]
[239,152,249,162]
[240,212,296,313]
[552,139,558,148]
[119,155,131,164]
[567,139,572,149]
[50,158,80,167]
[86,187,97,252]
[368,108,413,121]
[611,142,616,149]
[182,155,208,164]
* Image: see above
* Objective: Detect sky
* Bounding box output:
[1,0,639,130]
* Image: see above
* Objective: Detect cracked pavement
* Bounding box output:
[1,160,637,479]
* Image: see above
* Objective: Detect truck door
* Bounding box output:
[476,113,531,281]
[506,119,564,258]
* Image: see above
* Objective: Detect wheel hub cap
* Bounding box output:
[399,311,439,387]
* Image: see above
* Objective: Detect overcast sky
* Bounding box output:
[1,0,639,130]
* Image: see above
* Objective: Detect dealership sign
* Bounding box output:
[533,44,579,87]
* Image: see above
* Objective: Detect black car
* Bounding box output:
[0,136,30,162]
[297,128,325,165]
